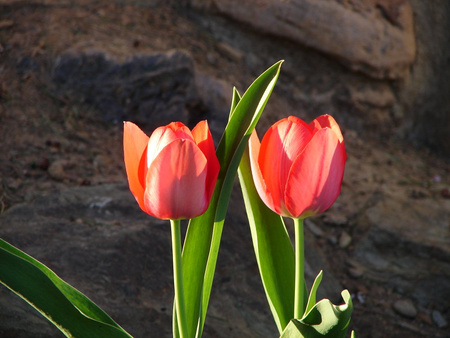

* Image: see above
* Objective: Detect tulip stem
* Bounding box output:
[170,219,188,338]
[293,217,305,319]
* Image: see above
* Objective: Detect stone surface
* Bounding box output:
[432,310,448,329]
[397,1,450,156]
[190,0,416,79]
[393,299,417,319]
[354,195,450,310]
[53,49,197,126]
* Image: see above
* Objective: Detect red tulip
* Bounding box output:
[249,115,346,219]
[123,120,220,220]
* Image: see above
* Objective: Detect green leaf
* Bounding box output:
[280,290,353,338]
[305,270,323,315]
[179,61,283,338]
[0,238,132,338]
[237,137,295,333]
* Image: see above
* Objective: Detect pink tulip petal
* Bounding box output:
[258,116,313,215]
[310,114,344,143]
[144,139,208,219]
[146,122,195,167]
[123,121,149,211]
[167,122,195,140]
[192,120,220,201]
[248,131,278,214]
[285,128,346,218]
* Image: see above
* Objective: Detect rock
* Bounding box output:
[216,42,244,62]
[354,195,450,310]
[393,299,417,319]
[348,83,396,108]
[339,231,352,249]
[47,160,67,181]
[431,310,448,329]
[397,1,450,157]
[191,0,416,79]
[53,49,197,126]
[305,218,324,237]
[323,212,348,226]
[193,72,232,141]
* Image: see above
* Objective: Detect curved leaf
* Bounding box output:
[0,239,132,338]
[305,270,323,315]
[237,140,295,333]
[280,290,353,338]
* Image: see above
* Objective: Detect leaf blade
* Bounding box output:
[280,290,353,338]
[0,239,132,338]
[238,140,295,333]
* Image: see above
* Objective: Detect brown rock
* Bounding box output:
[47,160,67,181]
[393,299,417,318]
[192,0,416,79]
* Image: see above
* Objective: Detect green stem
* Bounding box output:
[293,217,305,319]
[170,219,188,338]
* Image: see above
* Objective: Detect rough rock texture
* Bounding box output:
[0,184,341,337]
[397,1,450,156]
[53,50,197,126]
[354,195,450,310]
[190,0,416,80]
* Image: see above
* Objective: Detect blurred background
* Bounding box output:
[0,0,449,337]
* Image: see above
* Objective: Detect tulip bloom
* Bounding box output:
[249,114,346,219]
[123,120,220,220]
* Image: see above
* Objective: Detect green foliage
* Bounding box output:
[0,238,133,338]
[237,130,295,333]
[280,289,353,338]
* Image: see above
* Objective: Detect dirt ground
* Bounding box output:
[0,1,449,337]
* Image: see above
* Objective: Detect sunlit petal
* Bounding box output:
[192,120,220,201]
[123,121,149,211]
[248,131,278,214]
[258,116,312,215]
[310,114,344,143]
[285,128,346,218]
[144,139,208,219]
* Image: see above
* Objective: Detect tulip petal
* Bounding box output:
[146,122,195,168]
[192,120,220,201]
[310,114,344,143]
[258,116,313,215]
[167,122,195,141]
[144,139,208,219]
[248,130,278,215]
[123,121,150,211]
[285,128,346,218]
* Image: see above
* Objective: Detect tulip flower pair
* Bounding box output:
[123,114,345,221]
[123,113,346,335]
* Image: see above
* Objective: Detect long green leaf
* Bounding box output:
[237,139,295,333]
[304,270,323,315]
[280,290,353,338]
[179,61,283,338]
[0,239,132,338]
